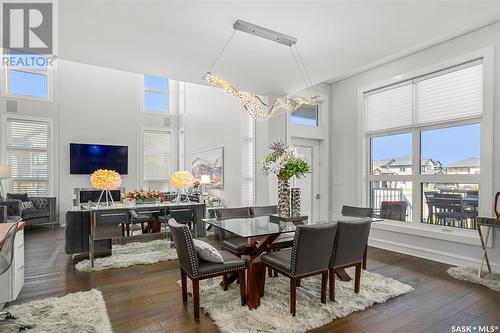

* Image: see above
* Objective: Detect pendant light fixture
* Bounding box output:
[205,20,318,121]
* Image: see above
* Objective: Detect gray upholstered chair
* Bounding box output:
[261,222,338,316]
[249,205,277,217]
[214,207,257,257]
[126,210,151,236]
[329,218,372,302]
[2,193,56,227]
[0,201,22,224]
[341,205,373,270]
[168,219,247,319]
[0,222,30,330]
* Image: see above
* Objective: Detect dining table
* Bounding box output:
[203,215,382,309]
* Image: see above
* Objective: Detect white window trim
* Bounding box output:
[1,56,54,102]
[357,46,494,243]
[139,126,174,190]
[1,114,55,196]
[140,74,173,115]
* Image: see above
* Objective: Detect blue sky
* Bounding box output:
[372,123,480,165]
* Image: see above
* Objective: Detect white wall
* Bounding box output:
[329,22,500,272]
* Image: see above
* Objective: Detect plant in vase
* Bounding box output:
[261,141,311,217]
[126,190,163,204]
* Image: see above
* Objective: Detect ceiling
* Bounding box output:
[58,1,500,96]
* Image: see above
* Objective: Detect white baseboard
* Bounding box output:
[369,237,500,274]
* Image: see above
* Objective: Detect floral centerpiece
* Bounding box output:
[126,190,163,203]
[261,142,311,217]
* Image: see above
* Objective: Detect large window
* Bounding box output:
[4,52,51,100]
[5,118,51,196]
[143,75,169,113]
[142,129,171,191]
[366,60,483,229]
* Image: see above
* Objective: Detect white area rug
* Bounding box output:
[182,268,413,333]
[447,266,500,292]
[4,289,112,333]
[75,239,177,272]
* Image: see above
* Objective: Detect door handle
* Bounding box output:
[315,194,320,199]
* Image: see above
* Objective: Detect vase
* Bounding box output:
[291,187,301,217]
[277,179,291,217]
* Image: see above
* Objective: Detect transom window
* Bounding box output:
[143,75,169,113]
[366,60,483,229]
[290,104,318,127]
[3,51,50,100]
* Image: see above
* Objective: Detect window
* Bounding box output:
[5,118,50,196]
[241,116,255,206]
[366,60,483,229]
[4,52,50,99]
[290,104,318,127]
[143,75,169,113]
[142,129,171,191]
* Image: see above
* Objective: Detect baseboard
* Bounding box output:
[369,237,500,274]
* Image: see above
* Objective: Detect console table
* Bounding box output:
[477,217,500,278]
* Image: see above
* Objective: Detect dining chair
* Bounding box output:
[433,194,469,228]
[261,222,338,316]
[341,205,373,269]
[379,201,407,221]
[495,192,499,218]
[329,218,371,302]
[127,210,151,236]
[214,207,256,257]
[249,205,277,217]
[168,219,247,319]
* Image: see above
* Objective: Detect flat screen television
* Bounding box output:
[70,143,128,174]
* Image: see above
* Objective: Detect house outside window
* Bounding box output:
[143,75,169,113]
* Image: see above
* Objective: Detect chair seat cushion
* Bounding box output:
[193,239,224,263]
[197,250,246,277]
[221,237,257,253]
[261,248,292,273]
[22,208,49,220]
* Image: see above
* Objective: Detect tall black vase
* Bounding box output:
[277,179,291,217]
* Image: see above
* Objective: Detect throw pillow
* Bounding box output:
[21,201,34,210]
[192,239,224,263]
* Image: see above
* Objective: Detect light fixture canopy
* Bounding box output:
[205,20,318,120]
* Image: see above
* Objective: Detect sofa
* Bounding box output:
[0,193,56,227]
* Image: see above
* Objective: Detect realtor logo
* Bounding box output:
[2,2,53,54]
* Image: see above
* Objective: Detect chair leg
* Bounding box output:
[329,268,335,302]
[296,279,301,287]
[180,269,188,303]
[354,263,361,294]
[268,267,273,277]
[121,223,125,237]
[290,278,297,316]
[274,269,278,277]
[321,272,327,304]
[362,245,368,270]
[192,279,200,319]
[239,270,246,306]
[261,265,266,296]
[126,223,130,236]
[223,274,229,291]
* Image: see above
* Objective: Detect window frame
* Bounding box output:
[139,127,173,191]
[140,74,171,115]
[359,47,494,241]
[1,114,55,197]
[1,54,53,102]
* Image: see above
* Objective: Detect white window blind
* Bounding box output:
[241,116,255,206]
[365,82,413,132]
[6,118,50,197]
[415,62,483,124]
[143,130,171,191]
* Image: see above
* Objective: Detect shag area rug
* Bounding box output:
[447,266,500,292]
[182,268,413,333]
[4,289,112,333]
[75,239,177,272]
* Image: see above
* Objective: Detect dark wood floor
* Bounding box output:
[11,226,500,333]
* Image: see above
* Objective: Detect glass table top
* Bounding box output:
[202,216,382,238]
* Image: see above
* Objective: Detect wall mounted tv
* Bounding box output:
[70,143,128,174]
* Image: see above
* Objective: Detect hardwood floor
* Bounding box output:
[11,226,500,333]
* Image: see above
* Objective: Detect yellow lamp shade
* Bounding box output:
[90,169,122,190]
[170,171,194,190]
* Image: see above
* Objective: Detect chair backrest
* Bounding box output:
[433,195,464,213]
[250,205,278,217]
[170,209,193,223]
[495,192,500,218]
[331,218,371,267]
[380,201,407,221]
[168,218,199,277]
[290,222,338,276]
[0,222,19,275]
[341,205,373,218]
[215,207,251,219]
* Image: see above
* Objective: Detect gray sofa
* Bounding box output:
[0,193,56,227]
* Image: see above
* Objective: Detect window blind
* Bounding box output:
[365,82,413,132]
[241,112,255,206]
[143,130,171,191]
[6,118,50,197]
[415,62,483,124]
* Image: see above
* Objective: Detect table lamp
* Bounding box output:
[90,169,122,206]
[200,175,211,195]
[0,165,11,200]
[171,171,194,203]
